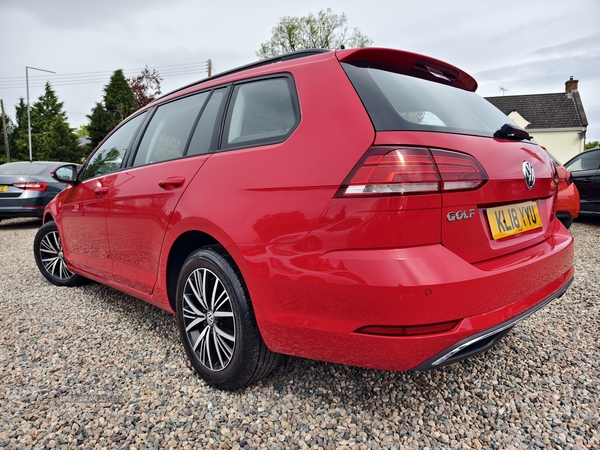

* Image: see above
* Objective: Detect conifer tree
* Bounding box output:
[86,69,135,148]
[30,83,84,162]
[8,98,31,161]
[87,102,112,149]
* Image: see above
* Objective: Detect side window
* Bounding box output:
[565,152,600,172]
[80,112,147,181]
[187,89,226,156]
[221,77,298,150]
[133,92,209,167]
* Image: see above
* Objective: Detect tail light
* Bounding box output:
[13,182,48,191]
[337,146,487,197]
[565,171,573,186]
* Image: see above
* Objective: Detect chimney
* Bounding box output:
[565,76,579,94]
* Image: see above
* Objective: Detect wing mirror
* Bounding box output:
[51,164,79,185]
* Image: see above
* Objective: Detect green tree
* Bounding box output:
[104,69,135,125]
[585,140,599,150]
[257,8,373,59]
[8,98,30,161]
[128,66,162,110]
[30,83,84,162]
[86,102,112,149]
[0,114,14,164]
[87,69,135,148]
[74,124,89,139]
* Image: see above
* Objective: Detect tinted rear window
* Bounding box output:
[342,62,516,138]
[0,163,49,175]
[221,77,298,150]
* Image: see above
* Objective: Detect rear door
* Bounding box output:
[106,88,227,293]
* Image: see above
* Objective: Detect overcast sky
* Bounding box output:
[1,0,599,144]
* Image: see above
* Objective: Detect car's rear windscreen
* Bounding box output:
[0,163,49,176]
[342,62,517,138]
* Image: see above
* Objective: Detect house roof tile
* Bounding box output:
[485,92,588,130]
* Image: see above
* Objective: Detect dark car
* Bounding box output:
[33,48,573,390]
[564,146,600,216]
[0,161,77,221]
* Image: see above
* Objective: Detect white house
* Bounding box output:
[486,77,589,164]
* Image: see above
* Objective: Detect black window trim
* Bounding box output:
[183,86,231,158]
[217,73,300,153]
[124,86,232,169]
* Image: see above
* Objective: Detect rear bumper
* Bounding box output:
[0,193,50,219]
[243,220,574,371]
[413,276,573,370]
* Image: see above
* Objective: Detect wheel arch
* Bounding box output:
[166,230,232,312]
[42,212,55,224]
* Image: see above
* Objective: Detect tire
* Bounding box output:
[560,216,573,229]
[176,247,280,390]
[33,221,87,287]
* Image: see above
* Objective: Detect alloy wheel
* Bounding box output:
[39,230,75,280]
[182,267,236,371]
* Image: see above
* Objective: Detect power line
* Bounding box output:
[0,62,209,90]
[0,61,209,81]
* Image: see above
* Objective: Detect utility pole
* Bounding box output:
[26,66,56,162]
[1,100,9,163]
[207,59,212,77]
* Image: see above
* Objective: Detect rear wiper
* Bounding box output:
[494,123,531,141]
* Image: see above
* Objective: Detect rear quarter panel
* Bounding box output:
[160,55,375,320]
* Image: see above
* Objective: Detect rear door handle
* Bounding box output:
[158,177,185,190]
[94,187,109,197]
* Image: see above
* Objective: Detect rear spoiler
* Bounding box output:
[336,47,478,92]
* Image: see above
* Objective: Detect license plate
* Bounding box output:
[0,185,8,192]
[486,201,542,240]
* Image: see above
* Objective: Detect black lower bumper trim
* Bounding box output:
[412,276,574,371]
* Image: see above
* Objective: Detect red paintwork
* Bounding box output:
[337,47,478,92]
[556,165,580,219]
[43,47,574,372]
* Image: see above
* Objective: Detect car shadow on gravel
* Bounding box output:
[72,278,497,408]
[34,250,579,422]
[263,349,503,403]
[0,217,42,229]
[574,215,600,226]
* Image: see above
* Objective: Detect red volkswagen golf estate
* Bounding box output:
[34,48,574,390]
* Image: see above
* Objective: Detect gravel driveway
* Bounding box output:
[1,218,598,449]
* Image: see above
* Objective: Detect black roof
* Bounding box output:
[485,92,588,130]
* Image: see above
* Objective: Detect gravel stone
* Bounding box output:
[1,217,599,449]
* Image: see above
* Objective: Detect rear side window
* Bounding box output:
[81,112,147,181]
[342,62,515,138]
[133,92,209,166]
[221,77,298,150]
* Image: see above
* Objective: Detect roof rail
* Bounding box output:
[158,49,331,101]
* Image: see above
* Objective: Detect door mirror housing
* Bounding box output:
[52,164,79,185]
